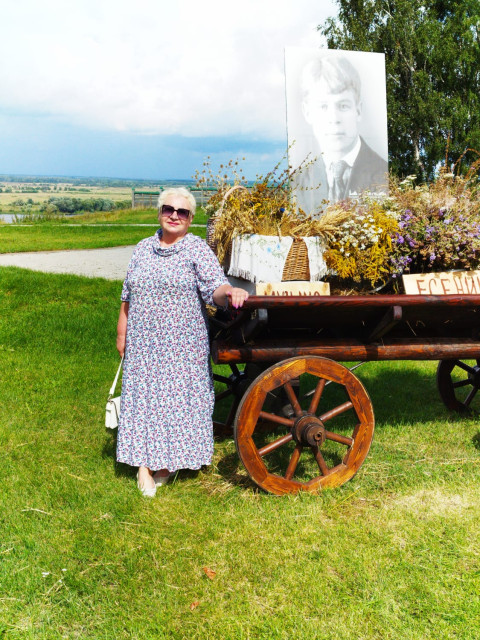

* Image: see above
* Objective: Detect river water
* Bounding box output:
[0,214,26,223]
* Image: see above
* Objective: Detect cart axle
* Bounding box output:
[293,414,327,447]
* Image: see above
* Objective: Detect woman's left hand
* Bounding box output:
[226,287,249,309]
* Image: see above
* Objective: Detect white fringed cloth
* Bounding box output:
[227,234,328,283]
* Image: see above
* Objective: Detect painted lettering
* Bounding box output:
[454,278,464,294]
[416,279,427,294]
[428,278,439,294]
[466,277,478,294]
[440,278,452,295]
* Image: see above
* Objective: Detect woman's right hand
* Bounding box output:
[116,334,126,357]
[117,301,129,357]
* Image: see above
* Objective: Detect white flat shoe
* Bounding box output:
[137,472,156,497]
[153,472,171,486]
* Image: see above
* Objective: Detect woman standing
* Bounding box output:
[116,187,248,496]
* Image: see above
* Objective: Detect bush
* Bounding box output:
[39,197,120,214]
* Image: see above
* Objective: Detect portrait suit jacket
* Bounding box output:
[292,137,388,218]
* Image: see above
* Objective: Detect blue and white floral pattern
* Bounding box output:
[116,230,228,472]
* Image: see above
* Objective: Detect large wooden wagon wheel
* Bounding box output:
[234,356,375,495]
[437,359,480,412]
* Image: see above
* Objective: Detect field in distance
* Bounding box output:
[0,182,134,206]
[0,176,199,212]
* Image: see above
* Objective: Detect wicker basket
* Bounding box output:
[282,238,310,281]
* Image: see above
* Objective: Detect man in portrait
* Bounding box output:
[289,53,388,217]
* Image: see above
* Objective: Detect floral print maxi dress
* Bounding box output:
[116,231,228,472]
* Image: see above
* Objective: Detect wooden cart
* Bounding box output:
[210,294,480,495]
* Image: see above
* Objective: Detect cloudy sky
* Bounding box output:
[0,0,337,180]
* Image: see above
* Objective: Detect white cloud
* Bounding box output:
[0,0,335,139]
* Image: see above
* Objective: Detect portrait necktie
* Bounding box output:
[330,160,349,202]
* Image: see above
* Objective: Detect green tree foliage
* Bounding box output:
[319,0,480,178]
[39,197,130,214]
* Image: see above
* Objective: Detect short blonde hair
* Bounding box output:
[158,187,196,216]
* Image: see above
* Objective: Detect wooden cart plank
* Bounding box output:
[213,337,480,364]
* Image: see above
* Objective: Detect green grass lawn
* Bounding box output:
[1,207,208,228]
[0,207,208,253]
[70,207,208,226]
[0,223,206,253]
[1,267,480,639]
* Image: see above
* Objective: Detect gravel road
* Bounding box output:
[0,246,135,280]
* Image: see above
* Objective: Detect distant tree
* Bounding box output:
[40,202,59,215]
[115,200,131,210]
[319,0,480,178]
[42,196,117,214]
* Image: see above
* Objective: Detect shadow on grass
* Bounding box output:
[355,362,479,427]
[99,361,479,491]
[101,431,137,480]
[215,451,258,491]
[471,432,480,450]
[214,361,475,430]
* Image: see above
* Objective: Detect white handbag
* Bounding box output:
[105,357,123,429]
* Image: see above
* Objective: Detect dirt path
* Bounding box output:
[0,246,135,280]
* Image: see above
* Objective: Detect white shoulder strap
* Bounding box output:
[108,357,124,398]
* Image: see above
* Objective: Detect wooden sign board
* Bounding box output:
[256,281,330,296]
[402,270,480,295]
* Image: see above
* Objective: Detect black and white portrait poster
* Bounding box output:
[285,47,388,218]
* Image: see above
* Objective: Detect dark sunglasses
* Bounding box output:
[160,204,191,221]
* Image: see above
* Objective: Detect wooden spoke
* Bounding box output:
[464,386,479,407]
[213,396,240,437]
[456,361,475,374]
[285,445,303,480]
[437,359,480,413]
[259,411,294,427]
[324,429,354,446]
[234,356,374,495]
[453,379,471,389]
[258,433,293,457]
[312,446,329,476]
[225,399,239,425]
[283,381,302,416]
[215,388,234,402]
[319,401,354,423]
[308,378,326,414]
